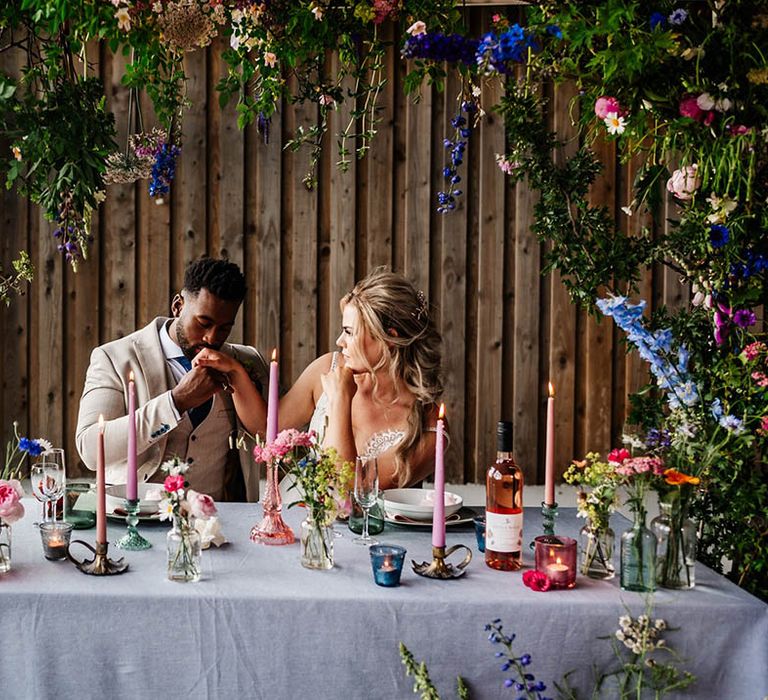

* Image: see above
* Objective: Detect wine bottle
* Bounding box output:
[485,421,524,570]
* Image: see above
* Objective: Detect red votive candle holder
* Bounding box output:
[534,535,577,589]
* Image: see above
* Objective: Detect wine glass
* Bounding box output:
[353,456,379,546]
[41,448,66,520]
[30,460,65,524]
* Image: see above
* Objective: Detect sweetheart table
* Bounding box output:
[1,501,766,699]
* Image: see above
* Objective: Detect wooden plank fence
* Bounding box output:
[0,8,688,486]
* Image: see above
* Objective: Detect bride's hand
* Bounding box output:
[320,358,356,405]
[193,348,241,376]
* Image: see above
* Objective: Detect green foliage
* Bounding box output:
[399,642,468,700]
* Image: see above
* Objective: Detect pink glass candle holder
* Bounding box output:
[534,535,577,589]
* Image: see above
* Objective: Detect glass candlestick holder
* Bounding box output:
[541,501,558,536]
[115,499,152,550]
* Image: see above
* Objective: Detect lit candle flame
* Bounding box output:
[129,370,134,382]
[548,381,555,397]
[271,348,277,362]
[98,414,105,431]
[556,557,562,565]
[439,403,445,420]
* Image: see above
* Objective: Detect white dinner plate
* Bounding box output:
[383,506,478,528]
[382,488,463,521]
[105,482,164,516]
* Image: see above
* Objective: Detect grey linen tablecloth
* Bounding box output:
[1,501,766,700]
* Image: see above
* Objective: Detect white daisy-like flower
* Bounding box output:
[604,112,626,135]
[37,438,54,453]
[157,498,174,521]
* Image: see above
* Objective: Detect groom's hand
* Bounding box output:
[171,366,220,413]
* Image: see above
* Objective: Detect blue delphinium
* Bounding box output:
[437,99,476,213]
[545,25,562,39]
[476,24,537,74]
[402,32,480,65]
[645,428,671,449]
[485,619,553,700]
[597,295,699,410]
[650,12,667,30]
[149,142,181,199]
[709,224,730,248]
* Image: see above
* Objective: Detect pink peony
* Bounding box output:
[666,164,701,200]
[607,448,630,464]
[595,96,622,120]
[522,569,552,592]
[163,474,186,493]
[186,489,217,520]
[0,479,25,524]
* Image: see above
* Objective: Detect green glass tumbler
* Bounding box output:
[348,499,385,536]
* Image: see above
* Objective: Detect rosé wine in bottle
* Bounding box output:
[485,421,524,571]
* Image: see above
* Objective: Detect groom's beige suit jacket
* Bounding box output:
[75,318,268,502]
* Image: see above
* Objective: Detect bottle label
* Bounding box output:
[485,511,523,552]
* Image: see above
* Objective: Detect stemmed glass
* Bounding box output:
[353,456,379,546]
[30,450,66,523]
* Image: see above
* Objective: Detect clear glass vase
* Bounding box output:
[166,518,202,582]
[651,491,696,590]
[578,521,615,579]
[620,507,656,592]
[300,515,334,570]
[0,518,11,574]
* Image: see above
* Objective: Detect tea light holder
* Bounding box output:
[369,544,406,587]
[412,544,472,579]
[115,498,152,550]
[66,540,129,576]
[534,535,577,589]
[39,522,74,561]
[473,515,486,553]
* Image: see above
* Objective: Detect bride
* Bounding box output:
[194,268,443,490]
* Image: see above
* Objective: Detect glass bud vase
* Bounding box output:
[0,518,11,574]
[620,508,657,592]
[300,515,334,570]
[651,492,696,590]
[578,521,615,579]
[167,518,202,582]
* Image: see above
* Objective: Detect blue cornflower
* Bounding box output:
[18,437,44,457]
[668,8,688,25]
[709,224,730,248]
[719,414,745,434]
[650,12,667,30]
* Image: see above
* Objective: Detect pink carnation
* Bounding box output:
[622,456,665,476]
[595,96,622,120]
[274,429,315,450]
[185,489,217,520]
[752,371,768,388]
[0,479,25,524]
[522,569,552,592]
[252,443,276,464]
[607,448,630,464]
[742,341,767,361]
[163,474,186,493]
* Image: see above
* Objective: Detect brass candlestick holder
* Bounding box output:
[67,540,129,576]
[412,544,472,579]
[115,498,152,551]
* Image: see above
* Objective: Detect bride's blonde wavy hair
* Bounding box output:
[342,267,443,486]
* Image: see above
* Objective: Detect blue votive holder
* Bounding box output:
[473,514,486,553]
[369,544,406,587]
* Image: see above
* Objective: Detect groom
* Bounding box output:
[75,256,268,502]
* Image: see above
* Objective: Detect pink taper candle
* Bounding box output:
[266,348,279,444]
[431,403,446,548]
[96,414,107,545]
[544,382,556,506]
[126,371,138,501]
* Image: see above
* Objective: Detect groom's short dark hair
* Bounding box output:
[183,256,246,302]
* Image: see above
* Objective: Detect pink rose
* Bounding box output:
[163,474,186,493]
[678,95,703,121]
[595,96,622,120]
[522,569,552,592]
[607,448,630,464]
[666,164,700,200]
[186,489,217,520]
[0,479,25,524]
